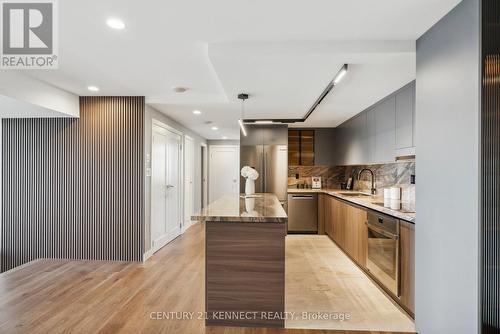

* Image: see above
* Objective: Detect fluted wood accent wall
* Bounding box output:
[1,97,144,272]
[482,1,500,332]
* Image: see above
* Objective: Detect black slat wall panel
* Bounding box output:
[482,0,500,332]
[1,96,144,272]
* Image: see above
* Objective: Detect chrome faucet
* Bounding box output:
[358,168,376,195]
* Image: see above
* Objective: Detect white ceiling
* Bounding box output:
[19,0,461,139]
[0,96,67,118]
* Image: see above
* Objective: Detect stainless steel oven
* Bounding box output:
[366,211,400,296]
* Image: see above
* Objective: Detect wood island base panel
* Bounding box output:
[205,221,286,328]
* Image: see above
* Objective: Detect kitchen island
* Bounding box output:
[192,193,287,328]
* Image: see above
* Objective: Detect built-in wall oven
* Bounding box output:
[366,211,400,297]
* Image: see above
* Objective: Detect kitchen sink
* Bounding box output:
[338,192,372,197]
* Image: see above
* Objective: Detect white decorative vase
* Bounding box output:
[245,198,255,213]
[245,178,255,195]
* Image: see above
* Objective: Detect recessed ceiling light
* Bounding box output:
[193,110,202,115]
[87,86,100,92]
[172,86,188,93]
[211,126,218,131]
[106,18,126,30]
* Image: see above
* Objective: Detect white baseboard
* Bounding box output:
[144,221,198,261]
[143,248,154,262]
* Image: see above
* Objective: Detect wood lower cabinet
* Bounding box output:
[322,195,366,267]
[318,194,326,235]
[345,204,368,267]
[323,195,337,241]
[319,193,414,318]
[324,195,333,236]
[400,220,415,316]
[331,197,346,249]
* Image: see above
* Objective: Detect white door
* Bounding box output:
[152,128,168,249]
[165,130,182,242]
[184,136,195,227]
[209,145,240,202]
[201,144,208,208]
[151,123,182,253]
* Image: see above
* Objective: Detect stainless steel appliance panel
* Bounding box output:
[287,194,318,232]
[264,145,288,202]
[239,145,264,193]
[240,124,288,201]
[262,125,288,145]
[366,211,400,296]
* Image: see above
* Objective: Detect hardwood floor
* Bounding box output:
[0,223,414,334]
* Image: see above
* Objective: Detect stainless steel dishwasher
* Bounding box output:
[287,193,318,233]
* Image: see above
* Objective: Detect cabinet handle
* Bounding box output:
[366,222,399,239]
[292,195,314,199]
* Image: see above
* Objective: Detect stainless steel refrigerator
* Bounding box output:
[240,124,288,208]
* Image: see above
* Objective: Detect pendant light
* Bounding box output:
[238,93,249,137]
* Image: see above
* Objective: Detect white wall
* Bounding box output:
[0,72,79,118]
[143,105,207,253]
[415,0,480,333]
[207,139,240,146]
[0,117,2,270]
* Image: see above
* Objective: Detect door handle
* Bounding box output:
[264,152,267,190]
[365,222,399,239]
[166,185,175,189]
[292,195,314,199]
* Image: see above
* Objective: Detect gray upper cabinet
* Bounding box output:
[368,97,396,163]
[335,124,347,165]
[340,112,369,166]
[395,81,416,156]
[334,81,416,165]
[314,129,337,166]
[350,112,369,165]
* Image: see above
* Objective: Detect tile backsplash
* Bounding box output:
[288,161,415,203]
[288,165,344,189]
[344,161,415,203]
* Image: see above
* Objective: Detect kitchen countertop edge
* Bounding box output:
[192,193,288,224]
[288,188,415,224]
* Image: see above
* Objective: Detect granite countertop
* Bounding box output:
[288,188,415,223]
[192,193,287,223]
